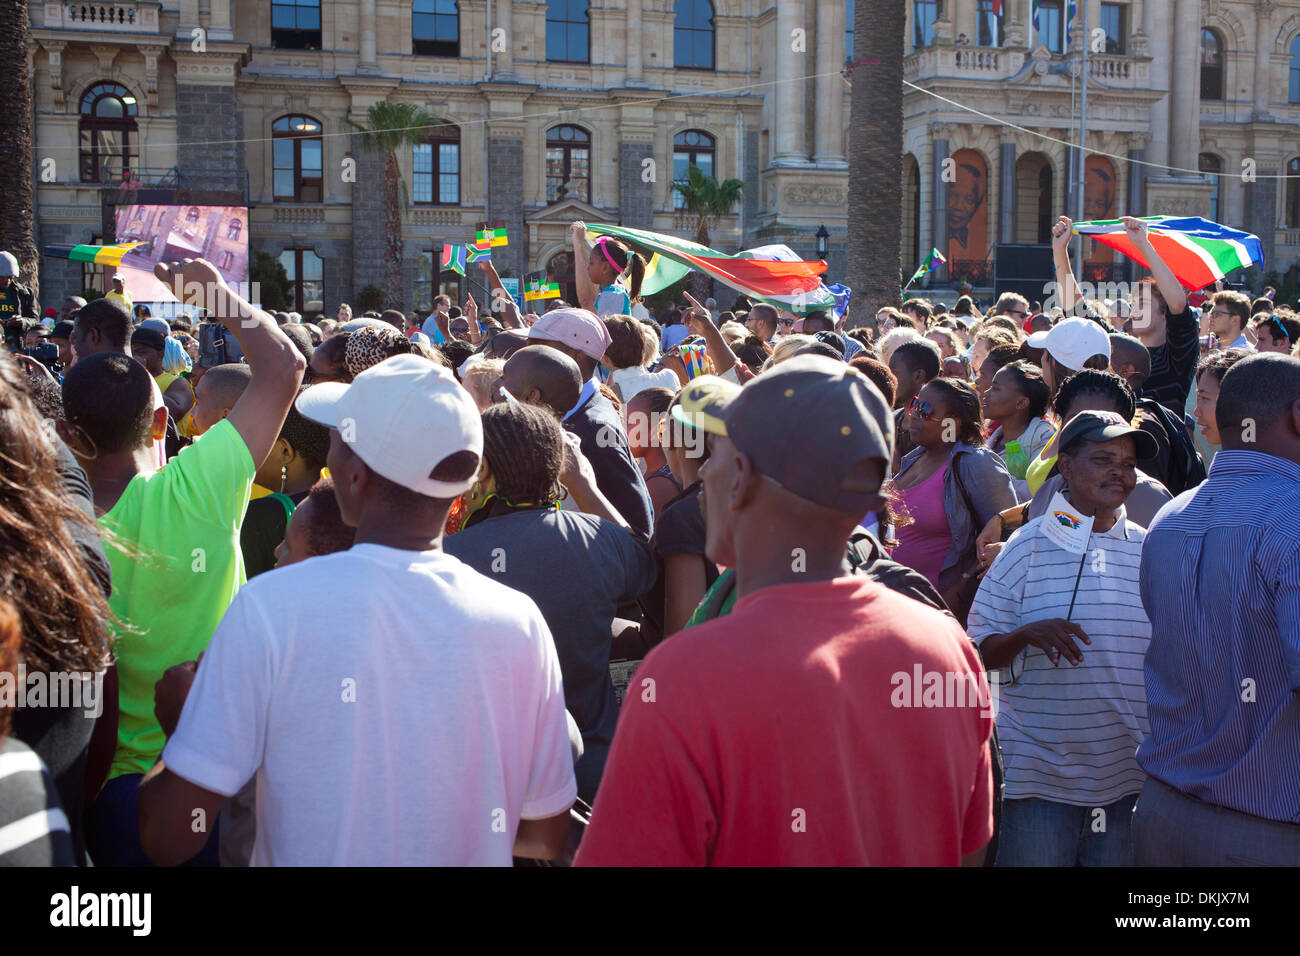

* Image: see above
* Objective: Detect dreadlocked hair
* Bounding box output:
[593,236,647,300]
[480,403,566,506]
[0,350,113,676]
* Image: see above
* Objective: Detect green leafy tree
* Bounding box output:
[672,166,744,299]
[346,102,440,309]
[251,251,291,312]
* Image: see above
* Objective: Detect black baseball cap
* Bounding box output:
[50,321,74,341]
[1058,409,1158,460]
[723,354,894,513]
[131,326,166,352]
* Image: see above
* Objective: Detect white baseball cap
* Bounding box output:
[1026,317,1111,372]
[0,251,18,277]
[296,353,483,498]
[527,307,611,361]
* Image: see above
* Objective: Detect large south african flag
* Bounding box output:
[1070,217,1263,290]
[584,223,834,315]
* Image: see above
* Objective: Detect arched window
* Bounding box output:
[1289,35,1300,104]
[227,218,243,240]
[672,129,715,210]
[271,0,321,50]
[546,0,589,63]
[1201,29,1224,100]
[79,82,137,184]
[413,0,459,57]
[1285,157,1300,228]
[546,125,590,204]
[272,115,324,202]
[674,0,714,70]
[413,123,461,205]
[1199,154,1222,223]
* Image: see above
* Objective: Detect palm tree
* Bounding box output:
[846,0,906,322]
[345,101,439,309]
[672,165,744,298]
[0,0,37,296]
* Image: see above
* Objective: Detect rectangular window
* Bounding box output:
[976,0,1001,47]
[412,138,460,206]
[914,0,939,48]
[1100,3,1126,54]
[1039,1,1063,54]
[271,0,322,50]
[413,0,459,57]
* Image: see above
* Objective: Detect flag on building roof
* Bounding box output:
[905,248,946,289]
[441,243,467,276]
[1071,217,1264,290]
[466,240,492,264]
[42,241,145,268]
[476,227,508,247]
[584,223,833,315]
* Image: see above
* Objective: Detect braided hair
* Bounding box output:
[480,403,565,505]
[1052,368,1135,422]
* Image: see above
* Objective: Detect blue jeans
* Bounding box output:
[86,773,221,867]
[995,793,1137,866]
[1133,777,1300,866]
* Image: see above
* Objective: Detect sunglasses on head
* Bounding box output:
[908,396,940,422]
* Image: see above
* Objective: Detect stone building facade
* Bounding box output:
[26,1,1300,312]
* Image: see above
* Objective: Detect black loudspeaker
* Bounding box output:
[996,243,1054,305]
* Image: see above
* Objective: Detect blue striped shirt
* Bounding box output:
[1137,450,1300,823]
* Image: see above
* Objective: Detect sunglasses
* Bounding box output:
[908,396,941,422]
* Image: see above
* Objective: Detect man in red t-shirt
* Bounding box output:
[576,357,994,866]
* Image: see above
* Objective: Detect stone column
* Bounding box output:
[932,136,949,281]
[209,0,234,41]
[999,140,1016,244]
[1253,0,1274,119]
[625,0,644,86]
[359,0,379,73]
[772,0,809,165]
[1127,147,1146,214]
[813,0,845,167]
[1168,0,1199,173]
[955,0,977,46]
[496,0,516,78]
[1143,0,1169,170]
[176,0,199,39]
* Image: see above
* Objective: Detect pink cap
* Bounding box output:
[527,307,611,361]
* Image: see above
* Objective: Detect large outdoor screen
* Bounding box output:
[113,204,249,302]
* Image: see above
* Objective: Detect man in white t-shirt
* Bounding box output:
[139,354,577,865]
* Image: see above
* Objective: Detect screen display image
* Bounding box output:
[113,204,249,302]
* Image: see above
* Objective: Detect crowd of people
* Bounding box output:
[0,213,1297,867]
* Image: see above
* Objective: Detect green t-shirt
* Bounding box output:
[100,419,255,780]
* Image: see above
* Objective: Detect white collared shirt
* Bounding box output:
[564,376,597,422]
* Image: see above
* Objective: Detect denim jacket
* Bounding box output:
[897,441,1018,597]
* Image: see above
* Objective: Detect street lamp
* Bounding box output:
[816,224,829,260]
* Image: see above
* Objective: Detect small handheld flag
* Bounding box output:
[42,241,145,268]
[679,342,711,381]
[475,227,508,248]
[524,280,561,302]
[465,240,492,264]
[905,248,946,289]
[441,243,467,276]
[1070,217,1263,290]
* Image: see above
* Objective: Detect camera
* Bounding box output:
[22,341,61,369]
